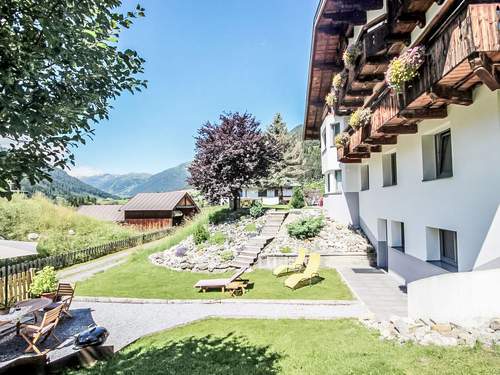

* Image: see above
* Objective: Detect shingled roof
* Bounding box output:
[77,205,124,222]
[120,191,190,211]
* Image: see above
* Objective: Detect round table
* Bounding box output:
[0,297,53,334]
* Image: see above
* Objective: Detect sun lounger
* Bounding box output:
[284,253,321,289]
[272,249,308,276]
[194,267,249,293]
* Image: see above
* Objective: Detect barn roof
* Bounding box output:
[121,191,190,211]
[77,205,124,222]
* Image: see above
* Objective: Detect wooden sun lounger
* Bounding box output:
[194,267,249,293]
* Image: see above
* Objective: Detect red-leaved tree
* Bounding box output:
[189,112,281,209]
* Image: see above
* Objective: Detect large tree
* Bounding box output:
[189,112,280,209]
[0,0,147,197]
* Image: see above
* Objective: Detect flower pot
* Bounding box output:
[41,292,56,301]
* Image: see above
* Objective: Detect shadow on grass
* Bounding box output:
[69,333,282,375]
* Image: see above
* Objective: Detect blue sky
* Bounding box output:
[70,0,317,177]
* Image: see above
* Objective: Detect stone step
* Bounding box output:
[237,255,257,263]
[244,245,262,252]
[230,259,252,268]
[239,251,260,258]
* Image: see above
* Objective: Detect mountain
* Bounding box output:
[81,173,151,197]
[129,162,190,195]
[21,169,117,200]
[81,162,190,197]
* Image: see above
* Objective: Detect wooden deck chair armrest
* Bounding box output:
[20,324,41,331]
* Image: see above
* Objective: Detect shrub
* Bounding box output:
[289,187,305,209]
[193,223,209,245]
[332,73,345,91]
[208,209,229,225]
[209,231,227,245]
[343,44,360,67]
[325,92,336,108]
[386,46,425,92]
[29,266,58,297]
[348,108,372,130]
[280,246,292,254]
[249,201,265,218]
[287,216,325,240]
[219,250,234,262]
[335,133,350,148]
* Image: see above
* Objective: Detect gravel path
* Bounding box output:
[57,237,166,283]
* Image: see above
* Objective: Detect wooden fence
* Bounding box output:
[1,228,171,303]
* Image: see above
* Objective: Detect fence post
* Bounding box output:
[3,258,8,306]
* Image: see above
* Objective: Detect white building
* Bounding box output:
[240,185,296,206]
[304,0,500,323]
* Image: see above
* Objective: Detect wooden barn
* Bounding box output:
[120,191,199,230]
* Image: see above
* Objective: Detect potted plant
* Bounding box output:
[335,132,350,148]
[29,266,58,300]
[0,297,16,315]
[385,46,425,93]
[343,44,360,68]
[332,72,345,92]
[325,92,336,110]
[348,108,372,130]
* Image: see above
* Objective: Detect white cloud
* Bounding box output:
[67,165,104,178]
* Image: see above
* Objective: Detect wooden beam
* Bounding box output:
[400,107,448,120]
[312,62,343,71]
[347,152,371,158]
[384,33,412,46]
[379,124,418,135]
[340,98,365,108]
[317,24,349,36]
[329,0,383,11]
[355,73,385,83]
[364,136,398,145]
[396,12,427,28]
[428,85,473,106]
[323,10,367,25]
[365,55,392,65]
[346,88,373,97]
[469,54,500,91]
[339,157,362,164]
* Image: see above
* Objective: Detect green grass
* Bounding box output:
[67,319,500,375]
[208,231,227,245]
[263,204,290,210]
[77,266,352,300]
[280,246,292,254]
[0,193,137,256]
[243,222,257,232]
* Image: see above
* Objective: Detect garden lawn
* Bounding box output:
[67,318,500,375]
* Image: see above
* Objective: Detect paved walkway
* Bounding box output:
[337,267,407,320]
[57,237,166,283]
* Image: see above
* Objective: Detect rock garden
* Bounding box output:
[150,210,266,273]
[263,209,374,255]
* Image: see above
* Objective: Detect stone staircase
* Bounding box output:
[230,211,288,269]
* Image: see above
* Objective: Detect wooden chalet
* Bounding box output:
[120,191,199,230]
[305,0,500,163]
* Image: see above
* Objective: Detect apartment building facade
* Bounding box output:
[304,0,500,288]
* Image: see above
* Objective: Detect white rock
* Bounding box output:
[27,233,39,241]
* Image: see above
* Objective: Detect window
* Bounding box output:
[334,170,342,193]
[274,189,280,197]
[383,153,397,187]
[440,229,457,267]
[435,130,453,178]
[326,173,331,193]
[258,190,267,197]
[361,165,369,191]
[331,123,340,145]
[390,220,405,252]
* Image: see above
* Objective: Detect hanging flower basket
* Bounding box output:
[385,46,425,93]
[332,72,346,92]
[325,92,336,109]
[348,108,372,130]
[335,132,350,148]
[343,44,361,68]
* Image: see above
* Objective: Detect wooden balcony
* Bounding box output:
[337,145,362,163]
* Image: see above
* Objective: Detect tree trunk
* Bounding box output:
[230,195,240,211]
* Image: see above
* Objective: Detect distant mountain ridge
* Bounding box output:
[81,162,190,197]
[21,169,116,200]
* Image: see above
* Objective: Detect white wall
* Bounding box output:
[357,86,500,276]
[408,268,500,326]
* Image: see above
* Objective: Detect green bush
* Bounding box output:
[244,223,257,232]
[219,250,234,262]
[280,246,292,254]
[208,208,247,224]
[249,201,265,218]
[0,193,136,256]
[193,223,209,245]
[289,187,305,209]
[209,231,227,245]
[287,216,325,240]
[29,266,58,297]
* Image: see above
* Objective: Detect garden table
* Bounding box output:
[0,297,53,335]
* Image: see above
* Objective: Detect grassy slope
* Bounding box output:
[76,207,352,300]
[67,319,500,375]
[0,194,136,256]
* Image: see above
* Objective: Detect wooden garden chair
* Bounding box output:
[44,282,75,318]
[20,303,64,355]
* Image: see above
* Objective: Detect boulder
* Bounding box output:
[27,233,39,241]
[489,318,500,331]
